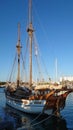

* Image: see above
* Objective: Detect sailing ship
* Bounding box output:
[5,0,73,116]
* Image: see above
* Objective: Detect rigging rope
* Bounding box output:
[9,53,17,82]
[21,51,27,82]
[33,1,51,81]
[33,34,44,80]
[23,37,29,82]
[33,33,49,82]
[24,37,29,64]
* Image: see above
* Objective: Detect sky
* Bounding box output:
[0,0,73,82]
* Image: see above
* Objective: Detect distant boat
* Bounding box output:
[5,0,73,116]
[0,85,5,88]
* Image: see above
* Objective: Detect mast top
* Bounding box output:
[27,0,34,36]
[18,23,20,44]
[28,0,32,24]
[16,23,22,55]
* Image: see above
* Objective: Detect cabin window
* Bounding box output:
[34,101,41,104]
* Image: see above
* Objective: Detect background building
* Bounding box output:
[60,76,73,82]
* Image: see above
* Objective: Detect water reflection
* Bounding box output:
[4,105,68,130]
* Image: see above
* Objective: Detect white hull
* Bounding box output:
[6,97,53,115]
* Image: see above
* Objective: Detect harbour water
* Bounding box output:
[0,88,73,130]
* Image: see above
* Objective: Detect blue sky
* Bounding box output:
[0,0,73,82]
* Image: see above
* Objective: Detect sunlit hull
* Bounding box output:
[6,96,53,114]
[5,86,73,116]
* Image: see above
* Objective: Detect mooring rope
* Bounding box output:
[31,110,59,127]
[30,112,43,124]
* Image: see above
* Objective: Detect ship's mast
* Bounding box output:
[55,58,58,82]
[16,23,22,87]
[27,0,34,87]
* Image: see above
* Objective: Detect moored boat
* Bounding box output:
[5,0,73,116]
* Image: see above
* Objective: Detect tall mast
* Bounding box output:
[55,58,58,82]
[16,23,22,87]
[27,0,34,87]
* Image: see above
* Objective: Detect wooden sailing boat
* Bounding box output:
[5,0,73,116]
